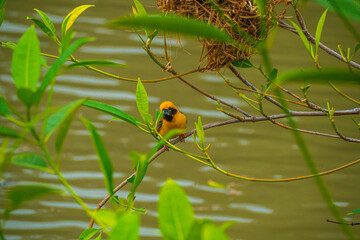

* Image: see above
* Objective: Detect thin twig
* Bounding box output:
[327,219,360,226]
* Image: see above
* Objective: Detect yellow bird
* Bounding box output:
[157,101,187,141]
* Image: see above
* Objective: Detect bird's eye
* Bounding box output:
[172,109,177,114]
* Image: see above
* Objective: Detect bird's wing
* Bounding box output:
[156,117,163,133]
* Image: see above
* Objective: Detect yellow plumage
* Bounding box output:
[157,101,187,139]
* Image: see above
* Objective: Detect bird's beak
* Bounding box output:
[162,108,171,116]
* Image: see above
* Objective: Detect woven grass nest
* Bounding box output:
[157,0,289,71]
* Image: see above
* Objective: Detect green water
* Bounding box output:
[0,0,359,239]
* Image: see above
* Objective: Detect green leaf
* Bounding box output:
[110,15,233,43]
[55,99,87,155]
[0,95,10,116]
[62,5,94,36]
[231,59,255,68]
[195,116,205,148]
[27,17,56,42]
[45,99,86,141]
[94,232,102,240]
[81,117,114,194]
[133,0,147,16]
[219,221,236,232]
[136,78,152,124]
[354,43,360,55]
[78,228,101,240]
[207,179,225,189]
[0,126,21,138]
[34,8,59,43]
[314,0,360,22]
[186,219,212,240]
[268,68,278,81]
[315,9,328,56]
[94,209,117,229]
[64,60,127,71]
[127,175,136,184]
[35,37,94,104]
[256,0,268,16]
[127,151,148,209]
[276,68,360,85]
[201,222,230,240]
[158,178,194,240]
[60,28,74,54]
[83,100,141,127]
[11,153,53,173]
[0,8,5,28]
[16,88,35,108]
[109,213,140,240]
[0,0,6,9]
[11,25,41,92]
[347,208,360,215]
[0,0,6,28]
[289,20,313,57]
[6,184,63,211]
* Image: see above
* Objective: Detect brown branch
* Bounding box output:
[229,65,285,110]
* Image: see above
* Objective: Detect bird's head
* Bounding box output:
[160,101,178,122]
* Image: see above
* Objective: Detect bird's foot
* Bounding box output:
[179,134,186,142]
[163,145,170,151]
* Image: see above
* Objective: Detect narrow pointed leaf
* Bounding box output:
[315,9,328,56]
[347,208,360,215]
[0,0,6,9]
[127,151,148,208]
[62,5,94,36]
[109,213,140,240]
[35,37,94,104]
[110,15,232,43]
[81,117,113,194]
[195,116,204,148]
[159,178,194,240]
[11,25,41,91]
[0,8,5,28]
[6,184,63,211]
[78,228,101,240]
[133,0,147,15]
[83,100,141,127]
[45,99,86,140]
[129,152,148,190]
[289,20,312,56]
[232,59,255,68]
[346,208,360,215]
[94,209,117,229]
[55,99,87,155]
[136,78,152,124]
[11,153,52,173]
[65,60,127,70]
[201,223,230,240]
[27,17,58,44]
[0,126,21,138]
[34,8,59,43]
[0,95,10,116]
[268,68,278,81]
[16,88,35,108]
[0,0,5,27]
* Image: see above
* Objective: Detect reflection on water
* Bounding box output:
[1,0,360,239]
